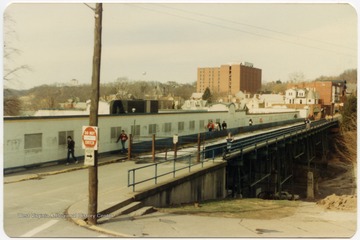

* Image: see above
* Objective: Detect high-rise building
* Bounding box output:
[197,62,262,95]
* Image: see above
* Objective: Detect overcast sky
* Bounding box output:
[2,0,358,90]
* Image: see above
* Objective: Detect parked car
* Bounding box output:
[257,191,300,200]
[274,191,300,200]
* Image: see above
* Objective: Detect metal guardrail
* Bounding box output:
[128,119,339,191]
[222,118,339,158]
[127,151,218,192]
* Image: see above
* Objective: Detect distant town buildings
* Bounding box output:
[185,78,349,119]
[287,80,347,115]
[197,62,262,95]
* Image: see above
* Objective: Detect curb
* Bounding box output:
[4,157,126,184]
[65,196,134,237]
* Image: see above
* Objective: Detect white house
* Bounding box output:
[285,88,297,104]
[285,88,319,105]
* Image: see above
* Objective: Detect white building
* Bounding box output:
[285,88,319,105]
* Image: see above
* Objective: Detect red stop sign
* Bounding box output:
[82,126,97,149]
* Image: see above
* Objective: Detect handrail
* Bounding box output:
[128,150,219,191]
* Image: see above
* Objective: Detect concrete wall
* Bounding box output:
[132,162,227,207]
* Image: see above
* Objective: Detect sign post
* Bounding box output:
[173,134,178,159]
[82,126,98,167]
[82,126,98,150]
[84,148,95,166]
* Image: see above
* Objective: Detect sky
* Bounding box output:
[1,0,358,90]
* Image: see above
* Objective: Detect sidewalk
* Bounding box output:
[82,202,357,238]
[3,153,127,184]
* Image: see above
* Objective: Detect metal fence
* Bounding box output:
[127,147,222,192]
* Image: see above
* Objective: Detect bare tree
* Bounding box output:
[3,13,31,84]
[3,13,31,115]
[288,72,305,83]
[3,96,21,116]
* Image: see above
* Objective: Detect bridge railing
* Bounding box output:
[223,118,339,158]
[127,144,226,192]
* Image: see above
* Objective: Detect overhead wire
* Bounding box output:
[158,4,356,51]
[125,3,356,58]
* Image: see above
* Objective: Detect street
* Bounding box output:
[3,160,136,238]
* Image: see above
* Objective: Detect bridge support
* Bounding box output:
[307,171,314,199]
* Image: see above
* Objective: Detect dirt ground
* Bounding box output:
[159,157,357,218]
[316,158,357,211]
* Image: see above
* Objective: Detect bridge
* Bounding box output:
[124,118,340,209]
[220,119,339,199]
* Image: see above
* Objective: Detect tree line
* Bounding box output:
[4,80,196,115]
[4,69,357,116]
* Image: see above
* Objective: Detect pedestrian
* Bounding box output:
[222,121,227,130]
[305,119,311,129]
[207,120,214,132]
[66,136,78,165]
[249,119,253,126]
[226,133,234,152]
[116,130,128,153]
[216,121,222,131]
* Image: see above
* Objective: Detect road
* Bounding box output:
[3,160,137,238]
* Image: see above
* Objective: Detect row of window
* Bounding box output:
[23,120,219,149]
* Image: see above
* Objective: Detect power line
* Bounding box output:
[127,4,356,58]
[158,4,356,51]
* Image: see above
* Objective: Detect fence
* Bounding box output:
[127,144,224,192]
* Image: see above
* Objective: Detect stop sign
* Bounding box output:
[82,126,98,150]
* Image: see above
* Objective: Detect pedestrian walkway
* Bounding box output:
[3,154,126,184]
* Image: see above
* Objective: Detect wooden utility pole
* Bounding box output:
[88,3,102,225]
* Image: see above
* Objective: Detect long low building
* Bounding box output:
[3,107,298,169]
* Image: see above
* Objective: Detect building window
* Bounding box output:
[131,125,140,136]
[178,122,185,132]
[110,127,122,140]
[59,130,74,145]
[189,120,195,130]
[149,124,157,135]
[164,123,172,133]
[25,133,42,149]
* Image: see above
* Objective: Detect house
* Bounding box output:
[285,88,319,105]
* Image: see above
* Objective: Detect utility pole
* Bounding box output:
[88,3,102,225]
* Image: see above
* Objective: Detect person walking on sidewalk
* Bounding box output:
[116,130,128,153]
[66,136,78,165]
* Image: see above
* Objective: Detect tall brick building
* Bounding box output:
[197,63,262,95]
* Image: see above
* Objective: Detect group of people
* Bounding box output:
[207,120,228,132]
